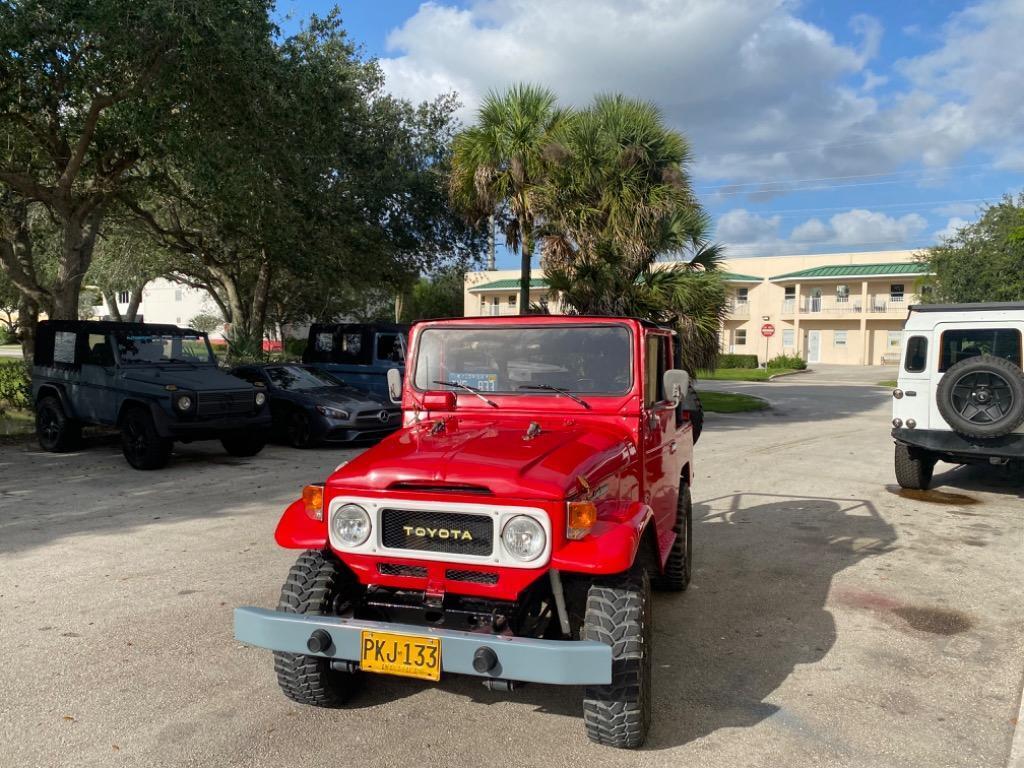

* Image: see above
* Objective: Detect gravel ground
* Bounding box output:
[1,382,1022,768]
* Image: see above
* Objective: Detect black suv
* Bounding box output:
[32,320,271,469]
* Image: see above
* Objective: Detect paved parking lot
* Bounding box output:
[1,379,1022,768]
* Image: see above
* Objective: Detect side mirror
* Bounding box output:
[386,367,403,404]
[663,369,690,405]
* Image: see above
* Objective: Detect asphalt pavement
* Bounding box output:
[1,377,1022,768]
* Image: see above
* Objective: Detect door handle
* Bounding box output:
[669,440,677,454]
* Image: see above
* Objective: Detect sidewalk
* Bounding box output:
[0,345,22,359]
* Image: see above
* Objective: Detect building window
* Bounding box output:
[890,284,905,300]
[736,287,749,304]
[734,329,747,346]
[117,290,129,304]
[836,284,850,302]
[782,328,795,348]
[784,286,796,299]
[508,295,516,307]
[174,289,183,302]
[887,331,901,350]
[834,330,848,347]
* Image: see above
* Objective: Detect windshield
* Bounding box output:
[115,332,214,364]
[266,365,343,391]
[413,325,632,394]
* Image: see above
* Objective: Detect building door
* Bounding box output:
[807,330,821,363]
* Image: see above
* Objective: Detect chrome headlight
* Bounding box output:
[331,503,371,547]
[255,391,267,407]
[501,515,546,562]
[174,393,193,412]
[316,405,349,419]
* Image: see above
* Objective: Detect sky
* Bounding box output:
[275,0,1024,268]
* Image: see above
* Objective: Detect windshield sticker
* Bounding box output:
[54,331,76,364]
[451,373,497,391]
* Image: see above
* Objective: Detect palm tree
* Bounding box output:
[539,95,728,373]
[449,84,570,313]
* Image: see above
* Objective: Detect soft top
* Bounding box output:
[37,319,201,335]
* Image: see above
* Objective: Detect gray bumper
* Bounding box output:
[234,607,612,685]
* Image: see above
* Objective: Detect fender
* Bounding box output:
[275,498,328,549]
[551,501,654,575]
[118,397,172,437]
[35,383,76,420]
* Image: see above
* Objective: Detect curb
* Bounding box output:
[767,368,813,381]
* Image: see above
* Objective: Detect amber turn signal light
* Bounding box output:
[303,484,324,521]
[567,500,597,540]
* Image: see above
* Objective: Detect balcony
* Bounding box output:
[780,294,913,317]
[726,300,750,318]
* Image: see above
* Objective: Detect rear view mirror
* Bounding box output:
[663,369,690,405]
[386,367,403,404]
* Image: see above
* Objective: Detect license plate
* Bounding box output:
[359,630,441,681]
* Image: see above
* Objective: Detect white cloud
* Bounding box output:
[378,0,1024,189]
[933,216,969,241]
[715,208,781,243]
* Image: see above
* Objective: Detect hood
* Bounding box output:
[330,416,635,500]
[122,366,255,391]
[300,387,394,410]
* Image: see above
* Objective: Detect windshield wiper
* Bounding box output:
[432,380,499,408]
[518,383,591,409]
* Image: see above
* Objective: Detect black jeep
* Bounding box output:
[31,320,271,470]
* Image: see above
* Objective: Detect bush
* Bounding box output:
[767,354,807,370]
[716,353,759,369]
[283,337,307,359]
[0,359,31,414]
[0,327,14,345]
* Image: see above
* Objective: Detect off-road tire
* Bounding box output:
[936,354,1024,438]
[285,409,314,448]
[894,443,935,490]
[652,483,692,592]
[221,431,267,457]
[120,407,172,470]
[35,395,81,452]
[582,572,652,749]
[685,382,704,444]
[273,550,362,707]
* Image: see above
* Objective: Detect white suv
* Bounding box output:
[892,302,1024,489]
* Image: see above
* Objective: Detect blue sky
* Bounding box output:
[276,1,1023,268]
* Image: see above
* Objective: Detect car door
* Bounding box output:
[642,333,680,539]
[76,332,118,424]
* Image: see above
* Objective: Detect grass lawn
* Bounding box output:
[697,367,799,382]
[0,408,34,436]
[877,379,898,388]
[697,390,769,413]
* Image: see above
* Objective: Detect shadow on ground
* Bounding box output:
[698,383,892,430]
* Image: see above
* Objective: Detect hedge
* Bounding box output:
[767,354,807,370]
[716,353,760,369]
[0,359,30,414]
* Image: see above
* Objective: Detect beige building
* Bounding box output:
[463,250,929,366]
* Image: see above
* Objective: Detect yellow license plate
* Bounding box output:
[359,630,441,681]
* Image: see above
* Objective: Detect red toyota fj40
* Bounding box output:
[235,316,698,748]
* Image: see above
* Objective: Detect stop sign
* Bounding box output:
[761,323,775,337]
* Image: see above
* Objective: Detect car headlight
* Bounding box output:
[331,503,371,547]
[316,405,349,419]
[501,515,546,562]
[255,391,267,407]
[175,393,193,412]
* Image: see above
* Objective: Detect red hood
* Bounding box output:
[329,416,635,500]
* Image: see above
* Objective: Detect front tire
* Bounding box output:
[120,408,172,470]
[36,396,81,452]
[274,550,362,707]
[582,572,652,749]
[221,431,267,457]
[652,482,692,592]
[894,443,935,490]
[285,410,314,448]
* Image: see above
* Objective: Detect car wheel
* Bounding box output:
[652,482,692,592]
[582,571,652,749]
[286,410,314,448]
[221,431,267,457]
[936,354,1024,438]
[894,443,935,490]
[274,550,363,707]
[120,408,172,470]
[35,395,81,452]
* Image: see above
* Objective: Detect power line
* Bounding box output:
[715,196,991,217]
[695,162,995,191]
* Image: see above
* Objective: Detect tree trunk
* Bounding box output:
[125,283,144,322]
[103,290,123,321]
[18,295,38,361]
[519,237,532,316]
[52,212,102,320]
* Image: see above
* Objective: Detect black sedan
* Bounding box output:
[232,364,400,448]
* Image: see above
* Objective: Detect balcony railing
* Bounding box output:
[780,294,912,316]
[726,300,750,318]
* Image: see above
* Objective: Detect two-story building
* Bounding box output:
[463,250,930,366]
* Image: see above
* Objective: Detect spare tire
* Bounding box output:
[683,381,704,444]
[936,354,1024,438]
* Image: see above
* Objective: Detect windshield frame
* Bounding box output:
[410,322,635,397]
[112,330,216,366]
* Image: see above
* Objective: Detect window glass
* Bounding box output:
[905,336,927,372]
[644,336,667,405]
[887,331,902,350]
[54,331,77,364]
[115,332,213,364]
[85,334,114,366]
[784,286,796,299]
[890,284,905,298]
[782,328,795,347]
[375,333,405,362]
[232,368,265,385]
[735,329,747,346]
[736,288,748,302]
[939,328,1022,372]
[836,284,850,300]
[414,325,631,394]
[834,330,848,347]
[508,295,517,306]
[315,332,333,352]
[266,365,342,390]
[118,291,129,304]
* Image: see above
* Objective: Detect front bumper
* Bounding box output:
[892,428,1024,460]
[234,607,612,685]
[155,410,271,440]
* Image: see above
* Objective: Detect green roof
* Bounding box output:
[770,262,929,281]
[468,278,548,292]
[721,271,762,283]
